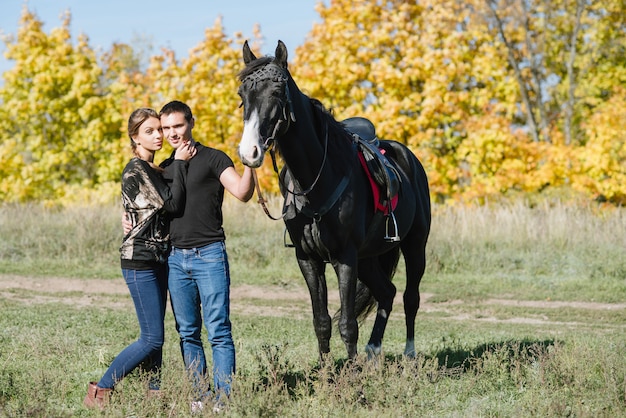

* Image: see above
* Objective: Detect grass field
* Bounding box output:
[0,199,625,417]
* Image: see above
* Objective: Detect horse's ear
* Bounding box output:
[275,40,288,69]
[243,40,257,65]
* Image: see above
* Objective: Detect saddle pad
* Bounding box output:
[357,150,398,215]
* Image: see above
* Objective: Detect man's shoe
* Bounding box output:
[191,400,204,413]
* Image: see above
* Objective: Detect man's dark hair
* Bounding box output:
[159,100,193,122]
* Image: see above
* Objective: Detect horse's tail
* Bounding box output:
[354,280,377,323]
[334,250,401,325]
[333,280,376,326]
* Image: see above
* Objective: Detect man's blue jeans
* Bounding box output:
[168,241,235,399]
[98,265,167,390]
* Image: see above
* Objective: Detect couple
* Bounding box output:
[83,101,255,412]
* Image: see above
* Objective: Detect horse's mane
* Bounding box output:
[309,98,352,146]
[307,97,356,177]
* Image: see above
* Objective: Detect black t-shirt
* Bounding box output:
[162,143,234,249]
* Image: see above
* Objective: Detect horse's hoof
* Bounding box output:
[404,340,416,358]
[365,344,382,359]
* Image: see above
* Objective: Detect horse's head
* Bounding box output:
[237,40,296,168]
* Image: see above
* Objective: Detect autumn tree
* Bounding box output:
[292,0,625,202]
[481,0,626,201]
[0,1,623,205]
[293,0,532,200]
[151,17,248,154]
[146,20,277,187]
[0,8,124,204]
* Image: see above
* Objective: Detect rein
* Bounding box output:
[252,169,285,221]
[252,123,331,221]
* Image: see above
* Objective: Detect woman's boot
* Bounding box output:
[83,381,112,409]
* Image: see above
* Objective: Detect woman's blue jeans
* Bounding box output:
[97,265,167,390]
[168,241,235,399]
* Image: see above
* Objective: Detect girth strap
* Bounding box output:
[283,173,351,221]
[298,175,350,221]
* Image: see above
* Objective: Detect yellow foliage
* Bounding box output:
[572,87,626,204]
[0,1,624,205]
[0,8,120,202]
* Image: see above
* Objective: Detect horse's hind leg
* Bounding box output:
[401,235,427,358]
[358,250,400,357]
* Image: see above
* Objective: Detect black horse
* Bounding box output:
[237,40,431,360]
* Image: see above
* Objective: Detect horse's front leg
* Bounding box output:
[332,251,359,359]
[297,254,332,360]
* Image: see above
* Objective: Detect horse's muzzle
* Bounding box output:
[238,149,264,168]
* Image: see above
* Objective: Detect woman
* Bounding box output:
[84,108,194,409]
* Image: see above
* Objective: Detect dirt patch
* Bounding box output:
[484,298,626,311]
[0,275,311,303]
[0,274,127,294]
[1,274,624,327]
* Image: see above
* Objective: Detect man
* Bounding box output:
[157,100,254,411]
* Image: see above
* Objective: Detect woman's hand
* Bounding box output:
[122,212,132,235]
[174,140,197,161]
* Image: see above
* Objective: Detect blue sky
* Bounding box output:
[0,0,324,75]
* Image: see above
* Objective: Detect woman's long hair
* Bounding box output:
[127,107,163,172]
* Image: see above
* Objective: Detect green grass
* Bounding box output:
[1,295,624,417]
[0,203,121,279]
[0,199,625,416]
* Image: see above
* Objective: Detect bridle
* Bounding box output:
[242,62,335,220]
[240,64,295,153]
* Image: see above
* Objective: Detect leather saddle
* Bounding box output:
[342,117,400,204]
[342,117,401,241]
[342,117,379,146]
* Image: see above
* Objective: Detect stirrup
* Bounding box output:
[284,227,295,248]
[384,211,400,242]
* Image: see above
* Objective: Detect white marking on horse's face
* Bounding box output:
[238,110,264,168]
